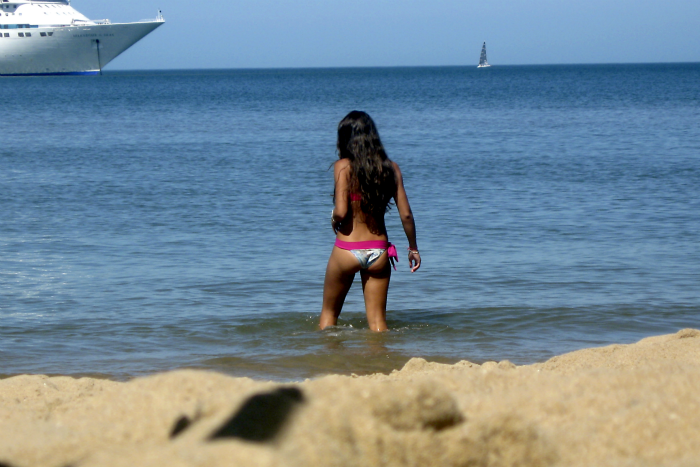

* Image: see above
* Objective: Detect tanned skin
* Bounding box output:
[319,159,420,332]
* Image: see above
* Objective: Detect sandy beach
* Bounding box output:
[1,329,699,467]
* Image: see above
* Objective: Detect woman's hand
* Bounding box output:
[331,210,342,234]
[408,250,421,273]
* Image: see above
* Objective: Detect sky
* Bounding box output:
[76,0,700,70]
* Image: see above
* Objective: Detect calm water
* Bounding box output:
[1,64,699,381]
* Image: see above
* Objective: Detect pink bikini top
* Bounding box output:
[350,193,361,201]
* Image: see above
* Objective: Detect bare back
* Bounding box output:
[332,158,413,243]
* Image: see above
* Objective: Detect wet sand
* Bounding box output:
[1,329,699,467]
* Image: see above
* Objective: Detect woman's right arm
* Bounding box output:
[332,159,351,232]
[393,162,421,272]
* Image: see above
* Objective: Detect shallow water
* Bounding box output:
[1,64,699,381]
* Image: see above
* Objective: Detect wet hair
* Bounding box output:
[336,111,396,233]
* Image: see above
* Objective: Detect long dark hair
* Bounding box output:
[336,111,396,233]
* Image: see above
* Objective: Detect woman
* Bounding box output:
[319,111,420,332]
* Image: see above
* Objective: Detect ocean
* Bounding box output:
[1,64,699,381]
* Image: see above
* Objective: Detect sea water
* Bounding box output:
[1,64,699,381]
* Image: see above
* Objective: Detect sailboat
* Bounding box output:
[477,42,491,68]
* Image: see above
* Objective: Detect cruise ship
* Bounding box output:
[0,0,163,76]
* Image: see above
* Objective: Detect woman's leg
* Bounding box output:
[320,247,361,330]
[360,255,391,332]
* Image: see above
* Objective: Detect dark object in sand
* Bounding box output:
[170,415,193,439]
[209,387,305,442]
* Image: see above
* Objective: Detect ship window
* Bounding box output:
[18,32,23,37]
[25,32,30,37]
[40,32,46,36]
[3,33,7,37]
[48,32,53,36]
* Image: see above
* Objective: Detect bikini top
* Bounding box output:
[350,193,361,201]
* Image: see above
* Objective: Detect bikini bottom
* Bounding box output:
[334,239,398,270]
[350,248,386,269]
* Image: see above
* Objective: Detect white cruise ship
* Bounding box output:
[0,0,163,76]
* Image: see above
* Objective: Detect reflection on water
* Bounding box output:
[321,326,391,358]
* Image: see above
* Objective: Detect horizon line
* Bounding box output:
[106,61,700,73]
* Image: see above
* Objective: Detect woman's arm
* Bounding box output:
[393,162,421,272]
[331,159,351,232]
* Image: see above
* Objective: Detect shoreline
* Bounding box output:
[1,329,699,466]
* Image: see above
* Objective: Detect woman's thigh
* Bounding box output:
[360,254,391,331]
[322,247,361,313]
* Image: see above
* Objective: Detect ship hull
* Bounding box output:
[0,21,162,76]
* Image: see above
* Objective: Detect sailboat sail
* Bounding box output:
[477,42,491,68]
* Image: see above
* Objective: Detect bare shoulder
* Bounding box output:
[391,161,403,180]
[335,158,351,173]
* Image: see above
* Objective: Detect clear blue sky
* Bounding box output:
[79,0,700,70]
